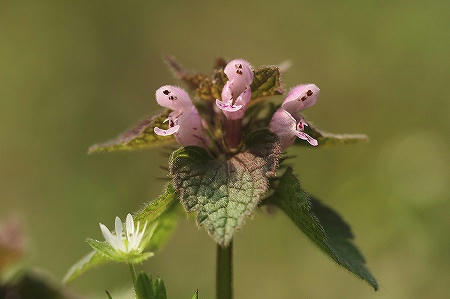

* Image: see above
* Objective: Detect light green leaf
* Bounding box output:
[63,251,107,283]
[169,130,280,246]
[134,184,182,251]
[250,66,283,100]
[64,185,180,283]
[296,123,368,147]
[269,168,378,290]
[86,239,154,264]
[191,289,199,299]
[88,109,175,154]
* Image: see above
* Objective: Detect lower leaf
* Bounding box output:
[269,168,378,290]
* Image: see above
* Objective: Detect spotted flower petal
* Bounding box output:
[269,108,318,149]
[155,85,193,111]
[282,84,320,114]
[224,59,254,94]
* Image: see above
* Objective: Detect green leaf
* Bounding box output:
[250,66,283,100]
[64,185,180,283]
[63,251,107,283]
[105,290,113,299]
[136,272,154,299]
[88,109,175,154]
[269,168,378,290]
[191,289,199,299]
[295,123,368,147]
[136,273,167,299]
[134,184,182,251]
[169,130,280,246]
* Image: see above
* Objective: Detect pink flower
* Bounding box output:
[153,85,206,147]
[270,84,320,149]
[270,108,318,149]
[216,59,254,120]
[281,84,320,114]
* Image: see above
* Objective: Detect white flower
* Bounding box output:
[99,214,147,254]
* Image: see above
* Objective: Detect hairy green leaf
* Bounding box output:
[63,251,107,283]
[169,130,280,246]
[88,109,175,154]
[135,184,182,251]
[86,239,154,264]
[295,123,368,147]
[250,66,283,100]
[269,168,378,290]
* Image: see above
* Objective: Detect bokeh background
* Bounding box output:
[1,0,449,298]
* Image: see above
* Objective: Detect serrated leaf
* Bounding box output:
[269,168,378,290]
[169,130,280,246]
[88,109,175,154]
[250,66,283,100]
[295,123,368,147]
[64,185,180,283]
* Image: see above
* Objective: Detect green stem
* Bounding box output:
[129,263,137,289]
[216,241,233,299]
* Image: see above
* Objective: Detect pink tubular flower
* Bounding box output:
[270,84,320,149]
[153,85,206,147]
[216,59,254,120]
[281,84,320,114]
[269,108,318,149]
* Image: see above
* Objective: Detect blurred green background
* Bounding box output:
[1,0,449,298]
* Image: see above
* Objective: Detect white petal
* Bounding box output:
[126,213,134,238]
[114,217,123,237]
[99,223,117,250]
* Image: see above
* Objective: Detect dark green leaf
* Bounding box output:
[169,130,280,246]
[136,272,154,299]
[250,66,283,100]
[269,168,378,290]
[295,123,368,147]
[88,109,175,154]
[136,273,167,299]
[152,277,167,299]
[105,290,113,299]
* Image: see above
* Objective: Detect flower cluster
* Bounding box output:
[153,58,320,150]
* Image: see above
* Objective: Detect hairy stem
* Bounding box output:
[216,241,233,299]
[129,263,137,289]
